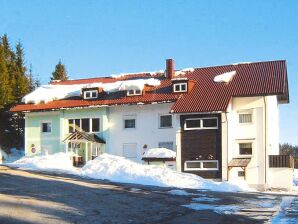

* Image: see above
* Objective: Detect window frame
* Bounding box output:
[127,89,142,96]
[184,117,218,130]
[123,115,136,129]
[159,114,173,129]
[68,118,101,134]
[238,142,253,157]
[83,90,98,99]
[238,111,253,124]
[184,160,219,171]
[173,83,188,93]
[41,121,52,134]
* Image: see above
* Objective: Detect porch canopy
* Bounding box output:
[228,158,251,180]
[63,131,106,164]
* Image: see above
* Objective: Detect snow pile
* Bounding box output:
[214,71,236,83]
[22,78,161,104]
[0,148,24,163]
[294,169,298,186]
[111,70,164,78]
[81,154,251,192]
[8,152,78,174]
[183,203,241,214]
[142,148,176,158]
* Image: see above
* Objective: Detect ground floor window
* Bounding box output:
[123,143,137,158]
[158,141,174,151]
[184,160,218,171]
[239,143,252,155]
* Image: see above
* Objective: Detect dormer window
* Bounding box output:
[173,83,187,93]
[127,89,142,96]
[84,90,98,99]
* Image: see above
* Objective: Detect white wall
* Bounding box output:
[107,103,180,163]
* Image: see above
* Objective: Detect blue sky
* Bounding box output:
[1,0,297,144]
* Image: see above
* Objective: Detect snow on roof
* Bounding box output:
[111,70,164,79]
[22,78,161,104]
[142,148,176,159]
[213,71,236,83]
[232,62,252,66]
[175,68,195,76]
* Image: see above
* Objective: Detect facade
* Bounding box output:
[11,59,292,190]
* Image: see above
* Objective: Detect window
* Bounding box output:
[239,143,252,155]
[68,118,100,133]
[84,90,98,99]
[184,118,218,130]
[92,118,100,132]
[159,114,173,128]
[238,171,245,177]
[82,118,90,132]
[41,122,51,133]
[123,143,137,158]
[184,160,218,171]
[124,116,136,129]
[158,142,174,151]
[173,83,187,93]
[239,113,252,124]
[127,89,142,96]
[41,145,52,155]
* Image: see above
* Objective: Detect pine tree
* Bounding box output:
[0,45,13,107]
[51,60,68,81]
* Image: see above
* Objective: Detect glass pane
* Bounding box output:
[239,143,252,155]
[174,85,180,91]
[158,142,174,151]
[125,119,135,128]
[185,119,201,129]
[181,84,186,91]
[203,161,218,169]
[91,91,97,98]
[160,115,172,128]
[128,90,134,95]
[186,161,201,169]
[135,89,141,95]
[82,118,90,132]
[85,92,90,98]
[92,118,100,132]
[203,118,217,128]
[68,120,74,133]
[42,123,51,132]
[239,114,252,123]
[74,119,80,131]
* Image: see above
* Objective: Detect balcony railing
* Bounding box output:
[269,155,294,168]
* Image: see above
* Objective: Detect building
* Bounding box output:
[11,59,293,190]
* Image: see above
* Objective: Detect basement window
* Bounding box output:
[184,160,218,171]
[127,89,142,96]
[84,90,98,99]
[173,83,187,93]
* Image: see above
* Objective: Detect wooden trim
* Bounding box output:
[269,155,294,168]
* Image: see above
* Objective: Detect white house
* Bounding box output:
[11,59,292,190]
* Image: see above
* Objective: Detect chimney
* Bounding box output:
[166,59,174,79]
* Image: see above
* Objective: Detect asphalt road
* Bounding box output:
[0,166,296,224]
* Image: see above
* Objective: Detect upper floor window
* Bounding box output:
[84,90,98,99]
[173,83,187,93]
[159,114,173,128]
[239,112,252,124]
[124,116,136,129]
[68,118,100,133]
[127,89,142,96]
[41,122,52,133]
[239,143,252,156]
[184,118,218,130]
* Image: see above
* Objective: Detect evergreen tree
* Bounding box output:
[0,45,13,107]
[51,60,68,81]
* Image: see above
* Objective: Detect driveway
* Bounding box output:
[0,166,297,224]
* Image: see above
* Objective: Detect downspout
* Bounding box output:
[225,112,229,181]
[263,96,267,186]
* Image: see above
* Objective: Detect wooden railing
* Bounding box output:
[269,155,294,168]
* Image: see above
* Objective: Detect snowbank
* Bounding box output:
[142,148,176,158]
[7,153,252,192]
[0,148,24,163]
[214,71,236,83]
[7,152,78,174]
[22,78,161,104]
[294,169,298,186]
[81,154,251,192]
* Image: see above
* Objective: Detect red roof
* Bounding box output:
[11,60,289,113]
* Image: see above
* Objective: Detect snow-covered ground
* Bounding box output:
[0,148,24,163]
[294,169,298,186]
[6,152,252,192]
